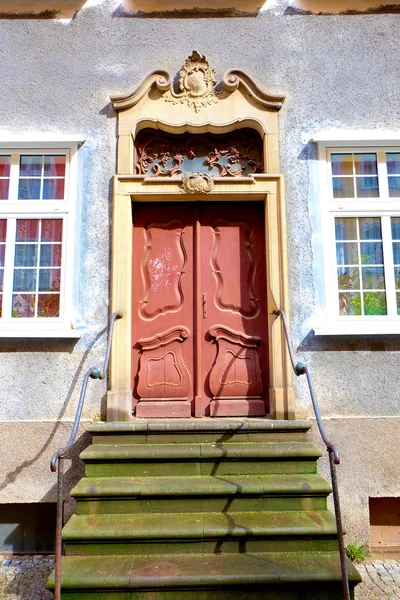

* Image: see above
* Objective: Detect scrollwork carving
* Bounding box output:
[134,128,263,178]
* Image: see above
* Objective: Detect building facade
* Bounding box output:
[1,0,400,597]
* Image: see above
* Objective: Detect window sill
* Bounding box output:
[314,321,400,336]
[0,329,82,338]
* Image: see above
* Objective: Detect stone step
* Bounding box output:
[80,442,321,476]
[47,552,361,599]
[87,419,312,445]
[72,473,331,515]
[63,510,339,555]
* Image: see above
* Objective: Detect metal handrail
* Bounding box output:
[274,309,350,600]
[50,310,123,600]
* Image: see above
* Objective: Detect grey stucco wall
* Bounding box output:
[0,0,399,552]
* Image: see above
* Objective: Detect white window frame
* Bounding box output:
[313,134,400,335]
[0,141,81,338]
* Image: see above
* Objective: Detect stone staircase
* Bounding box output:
[47,419,361,599]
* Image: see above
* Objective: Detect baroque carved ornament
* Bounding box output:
[164,51,218,113]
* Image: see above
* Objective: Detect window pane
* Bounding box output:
[20,155,42,176]
[42,179,65,200]
[39,269,61,292]
[0,220,7,243]
[336,242,359,265]
[362,267,385,290]
[0,180,9,200]
[337,267,360,290]
[14,244,38,267]
[16,220,39,242]
[363,292,387,315]
[359,217,381,240]
[335,218,357,241]
[44,156,66,177]
[387,153,400,175]
[0,295,2,318]
[18,179,41,200]
[393,242,400,265]
[360,242,383,264]
[354,153,377,176]
[0,156,10,178]
[394,267,400,290]
[40,244,62,267]
[388,176,400,197]
[13,269,37,292]
[38,294,60,318]
[12,294,35,318]
[397,293,400,315]
[356,177,379,198]
[0,246,5,268]
[331,154,353,176]
[332,177,354,198]
[0,270,4,292]
[391,218,400,241]
[41,220,63,242]
[339,292,361,315]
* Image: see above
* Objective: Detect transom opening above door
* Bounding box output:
[133,128,264,178]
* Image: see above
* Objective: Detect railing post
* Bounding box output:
[329,450,351,600]
[274,308,350,600]
[50,310,124,600]
[55,456,64,600]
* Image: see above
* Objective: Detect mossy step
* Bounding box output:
[72,473,331,499]
[63,510,337,541]
[63,510,340,555]
[88,419,311,445]
[47,551,361,591]
[81,442,321,476]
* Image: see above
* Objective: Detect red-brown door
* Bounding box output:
[132,202,268,418]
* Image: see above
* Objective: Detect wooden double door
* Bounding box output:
[132,202,269,418]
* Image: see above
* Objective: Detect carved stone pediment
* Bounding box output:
[111,51,285,114]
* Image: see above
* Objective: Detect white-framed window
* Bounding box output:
[313,134,400,335]
[0,141,81,337]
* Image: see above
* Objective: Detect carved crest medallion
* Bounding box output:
[180,172,215,194]
[164,51,218,113]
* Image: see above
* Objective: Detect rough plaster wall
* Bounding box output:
[0,0,399,551]
[309,418,400,547]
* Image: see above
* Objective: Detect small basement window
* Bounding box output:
[370,497,400,557]
[0,503,56,554]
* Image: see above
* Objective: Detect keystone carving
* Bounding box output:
[180,172,215,194]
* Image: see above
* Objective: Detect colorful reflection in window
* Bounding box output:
[387,153,400,198]
[391,217,400,315]
[331,153,379,199]
[0,156,11,200]
[0,220,6,316]
[18,155,66,201]
[335,217,387,316]
[12,219,62,318]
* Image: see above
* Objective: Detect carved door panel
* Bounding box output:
[132,205,194,418]
[132,202,268,418]
[200,203,268,416]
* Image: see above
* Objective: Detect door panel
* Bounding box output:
[132,206,194,418]
[132,202,268,418]
[200,204,268,416]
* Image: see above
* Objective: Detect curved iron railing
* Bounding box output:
[274,308,350,600]
[50,310,123,600]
